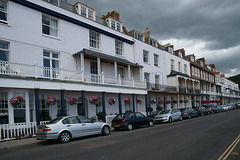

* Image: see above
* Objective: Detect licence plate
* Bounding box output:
[114,125,120,127]
[38,128,43,132]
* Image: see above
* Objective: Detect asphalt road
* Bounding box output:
[1,109,240,160]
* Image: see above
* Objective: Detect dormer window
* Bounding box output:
[106,18,122,32]
[168,47,173,54]
[179,53,182,58]
[150,39,157,47]
[135,32,143,41]
[200,61,203,66]
[75,3,95,21]
[190,56,194,62]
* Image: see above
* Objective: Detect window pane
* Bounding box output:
[43,51,50,57]
[0,41,8,49]
[0,0,7,22]
[42,15,50,25]
[14,109,26,123]
[0,12,7,21]
[50,28,58,37]
[52,59,59,68]
[88,9,93,20]
[44,59,50,67]
[51,18,58,28]
[52,53,58,58]
[42,25,50,35]
[0,50,8,61]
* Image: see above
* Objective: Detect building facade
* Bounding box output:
[0,0,239,141]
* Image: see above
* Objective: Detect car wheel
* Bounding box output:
[58,131,71,143]
[169,117,172,123]
[148,121,154,127]
[208,112,210,115]
[102,126,110,135]
[202,113,204,116]
[179,116,183,121]
[188,115,191,119]
[127,123,133,131]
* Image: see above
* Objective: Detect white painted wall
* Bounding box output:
[133,40,167,85]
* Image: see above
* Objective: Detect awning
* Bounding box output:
[74,49,142,67]
[167,70,190,78]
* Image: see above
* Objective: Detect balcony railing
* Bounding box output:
[0,61,145,89]
[148,83,177,92]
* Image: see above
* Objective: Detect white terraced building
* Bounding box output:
[0,0,148,140]
[0,0,240,141]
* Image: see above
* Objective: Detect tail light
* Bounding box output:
[122,119,126,123]
[43,126,51,132]
[182,111,187,113]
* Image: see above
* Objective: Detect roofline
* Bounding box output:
[11,0,134,45]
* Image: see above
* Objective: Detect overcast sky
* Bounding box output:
[69,0,240,77]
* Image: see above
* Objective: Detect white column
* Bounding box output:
[139,68,142,81]
[8,90,14,124]
[25,91,30,123]
[128,65,131,80]
[80,53,84,80]
[97,57,101,74]
[114,61,117,78]
[80,53,84,72]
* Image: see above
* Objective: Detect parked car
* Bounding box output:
[195,107,210,116]
[154,109,182,123]
[179,108,198,119]
[36,115,111,143]
[222,105,229,111]
[235,103,240,109]
[226,104,233,110]
[112,112,154,131]
[216,106,224,112]
[209,104,219,113]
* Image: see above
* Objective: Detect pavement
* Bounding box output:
[0,137,39,150]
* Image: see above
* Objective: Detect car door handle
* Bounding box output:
[67,125,71,127]
[82,124,86,126]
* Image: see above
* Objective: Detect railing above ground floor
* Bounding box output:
[0,60,146,89]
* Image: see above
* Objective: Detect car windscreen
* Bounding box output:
[159,110,170,114]
[46,117,62,124]
[179,109,186,111]
[114,113,126,120]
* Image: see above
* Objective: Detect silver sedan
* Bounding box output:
[154,109,182,123]
[36,115,111,143]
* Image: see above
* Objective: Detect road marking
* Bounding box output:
[231,152,239,156]
[218,134,240,160]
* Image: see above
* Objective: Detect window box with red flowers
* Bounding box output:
[179,100,183,103]
[165,100,171,104]
[124,98,131,106]
[158,99,164,104]
[136,98,142,104]
[172,99,178,103]
[89,96,100,105]
[149,99,156,105]
[10,96,24,107]
[67,97,78,105]
[46,96,57,106]
[108,97,116,105]
[184,99,188,103]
